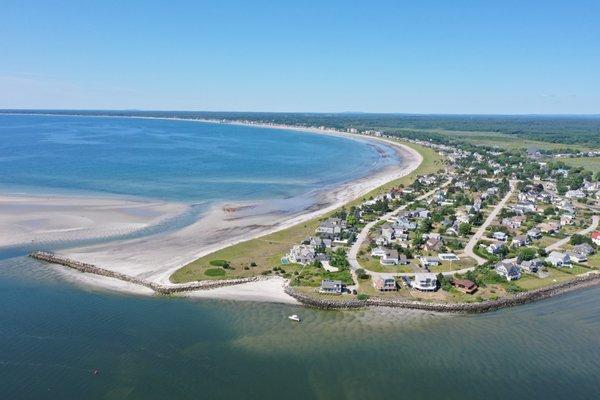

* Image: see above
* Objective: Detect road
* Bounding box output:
[347,179,451,278]
[545,215,600,253]
[462,180,517,266]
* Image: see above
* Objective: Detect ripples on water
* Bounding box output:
[1,258,599,399]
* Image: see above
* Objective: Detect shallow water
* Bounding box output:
[1,257,599,399]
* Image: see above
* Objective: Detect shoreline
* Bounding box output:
[3,113,423,303]
[30,250,600,312]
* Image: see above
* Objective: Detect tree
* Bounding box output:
[517,247,537,262]
[570,234,593,246]
[356,268,369,279]
[346,214,357,226]
[459,223,472,236]
[437,273,452,291]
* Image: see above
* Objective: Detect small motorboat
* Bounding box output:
[288,314,301,322]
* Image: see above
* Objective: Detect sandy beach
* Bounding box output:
[3,118,423,302]
[0,193,187,248]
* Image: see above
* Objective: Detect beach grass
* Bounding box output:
[170,140,444,283]
[561,157,600,174]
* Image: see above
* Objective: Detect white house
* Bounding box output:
[411,273,438,291]
[545,251,571,267]
[495,260,521,281]
[370,246,387,258]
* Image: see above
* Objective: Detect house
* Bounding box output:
[371,246,387,258]
[374,235,388,246]
[511,235,529,248]
[503,216,526,229]
[566,251,587,263]
[452,279,478,294]
[373,276,397,291]
[381,249,400,265]
[411,273,438,291]
[560,214,575,226]
[545,251,571,267]
[592,231,600,246]
[526,228,542,240]
[409,209,430,219]
[395,217,417,231]
[316,218,346,235]
[487,243,504,255]
[320,280,343,294]
[419,256,440,267]
[424,237,443,252]
[573,243,594,257]
[539,222,561,234]
[565,189,586,199]
[493,231,508,241]
[438,253,460,261]
[520,258,544,273]
[381,224,395,241]
[495,260,521,281]
[288,245,316,265]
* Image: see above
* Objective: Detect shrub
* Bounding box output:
[204,268,226,277]
[209,259,230,268]
[357,293,369,301]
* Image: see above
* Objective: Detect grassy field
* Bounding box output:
[398,128,594,151]
[170,140,444,283]
[562,157,600,174]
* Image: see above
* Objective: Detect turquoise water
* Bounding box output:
[0,114,396,202]
[1,257,599,399]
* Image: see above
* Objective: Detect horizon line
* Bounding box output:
[1,108,599,118]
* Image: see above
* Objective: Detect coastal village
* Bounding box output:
[269,123,600,304]
[29,118,600,310]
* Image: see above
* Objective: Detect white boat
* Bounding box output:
[288,314,300,322]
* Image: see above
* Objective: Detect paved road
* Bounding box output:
[347,179,451,278]
[545,215,600,252]
[462,180,517,266]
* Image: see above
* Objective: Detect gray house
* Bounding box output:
[320,280,343,294]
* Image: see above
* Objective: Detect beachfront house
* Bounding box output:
[573,243,594,257]
[320,280,343,295]
[411,273,438,291]
[566,251,587,263]
[288,245,316,265]
[495,260,521,281]
[373,276,397,291]
[519,259,544,273]
[545,251,571,267]
[452,279,478,294]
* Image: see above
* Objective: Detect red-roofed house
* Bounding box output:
[592,231,600,246]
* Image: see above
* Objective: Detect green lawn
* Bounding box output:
[562,157,600,174]
[171,140,444,283]
[516,269,574,290]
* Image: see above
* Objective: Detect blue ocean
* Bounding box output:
[0,114,397,202]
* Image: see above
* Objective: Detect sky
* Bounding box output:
[1,0,599,114]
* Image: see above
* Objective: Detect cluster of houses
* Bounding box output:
[319,272,478,295]
[286,217,351,265]
[493,241,597,281]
